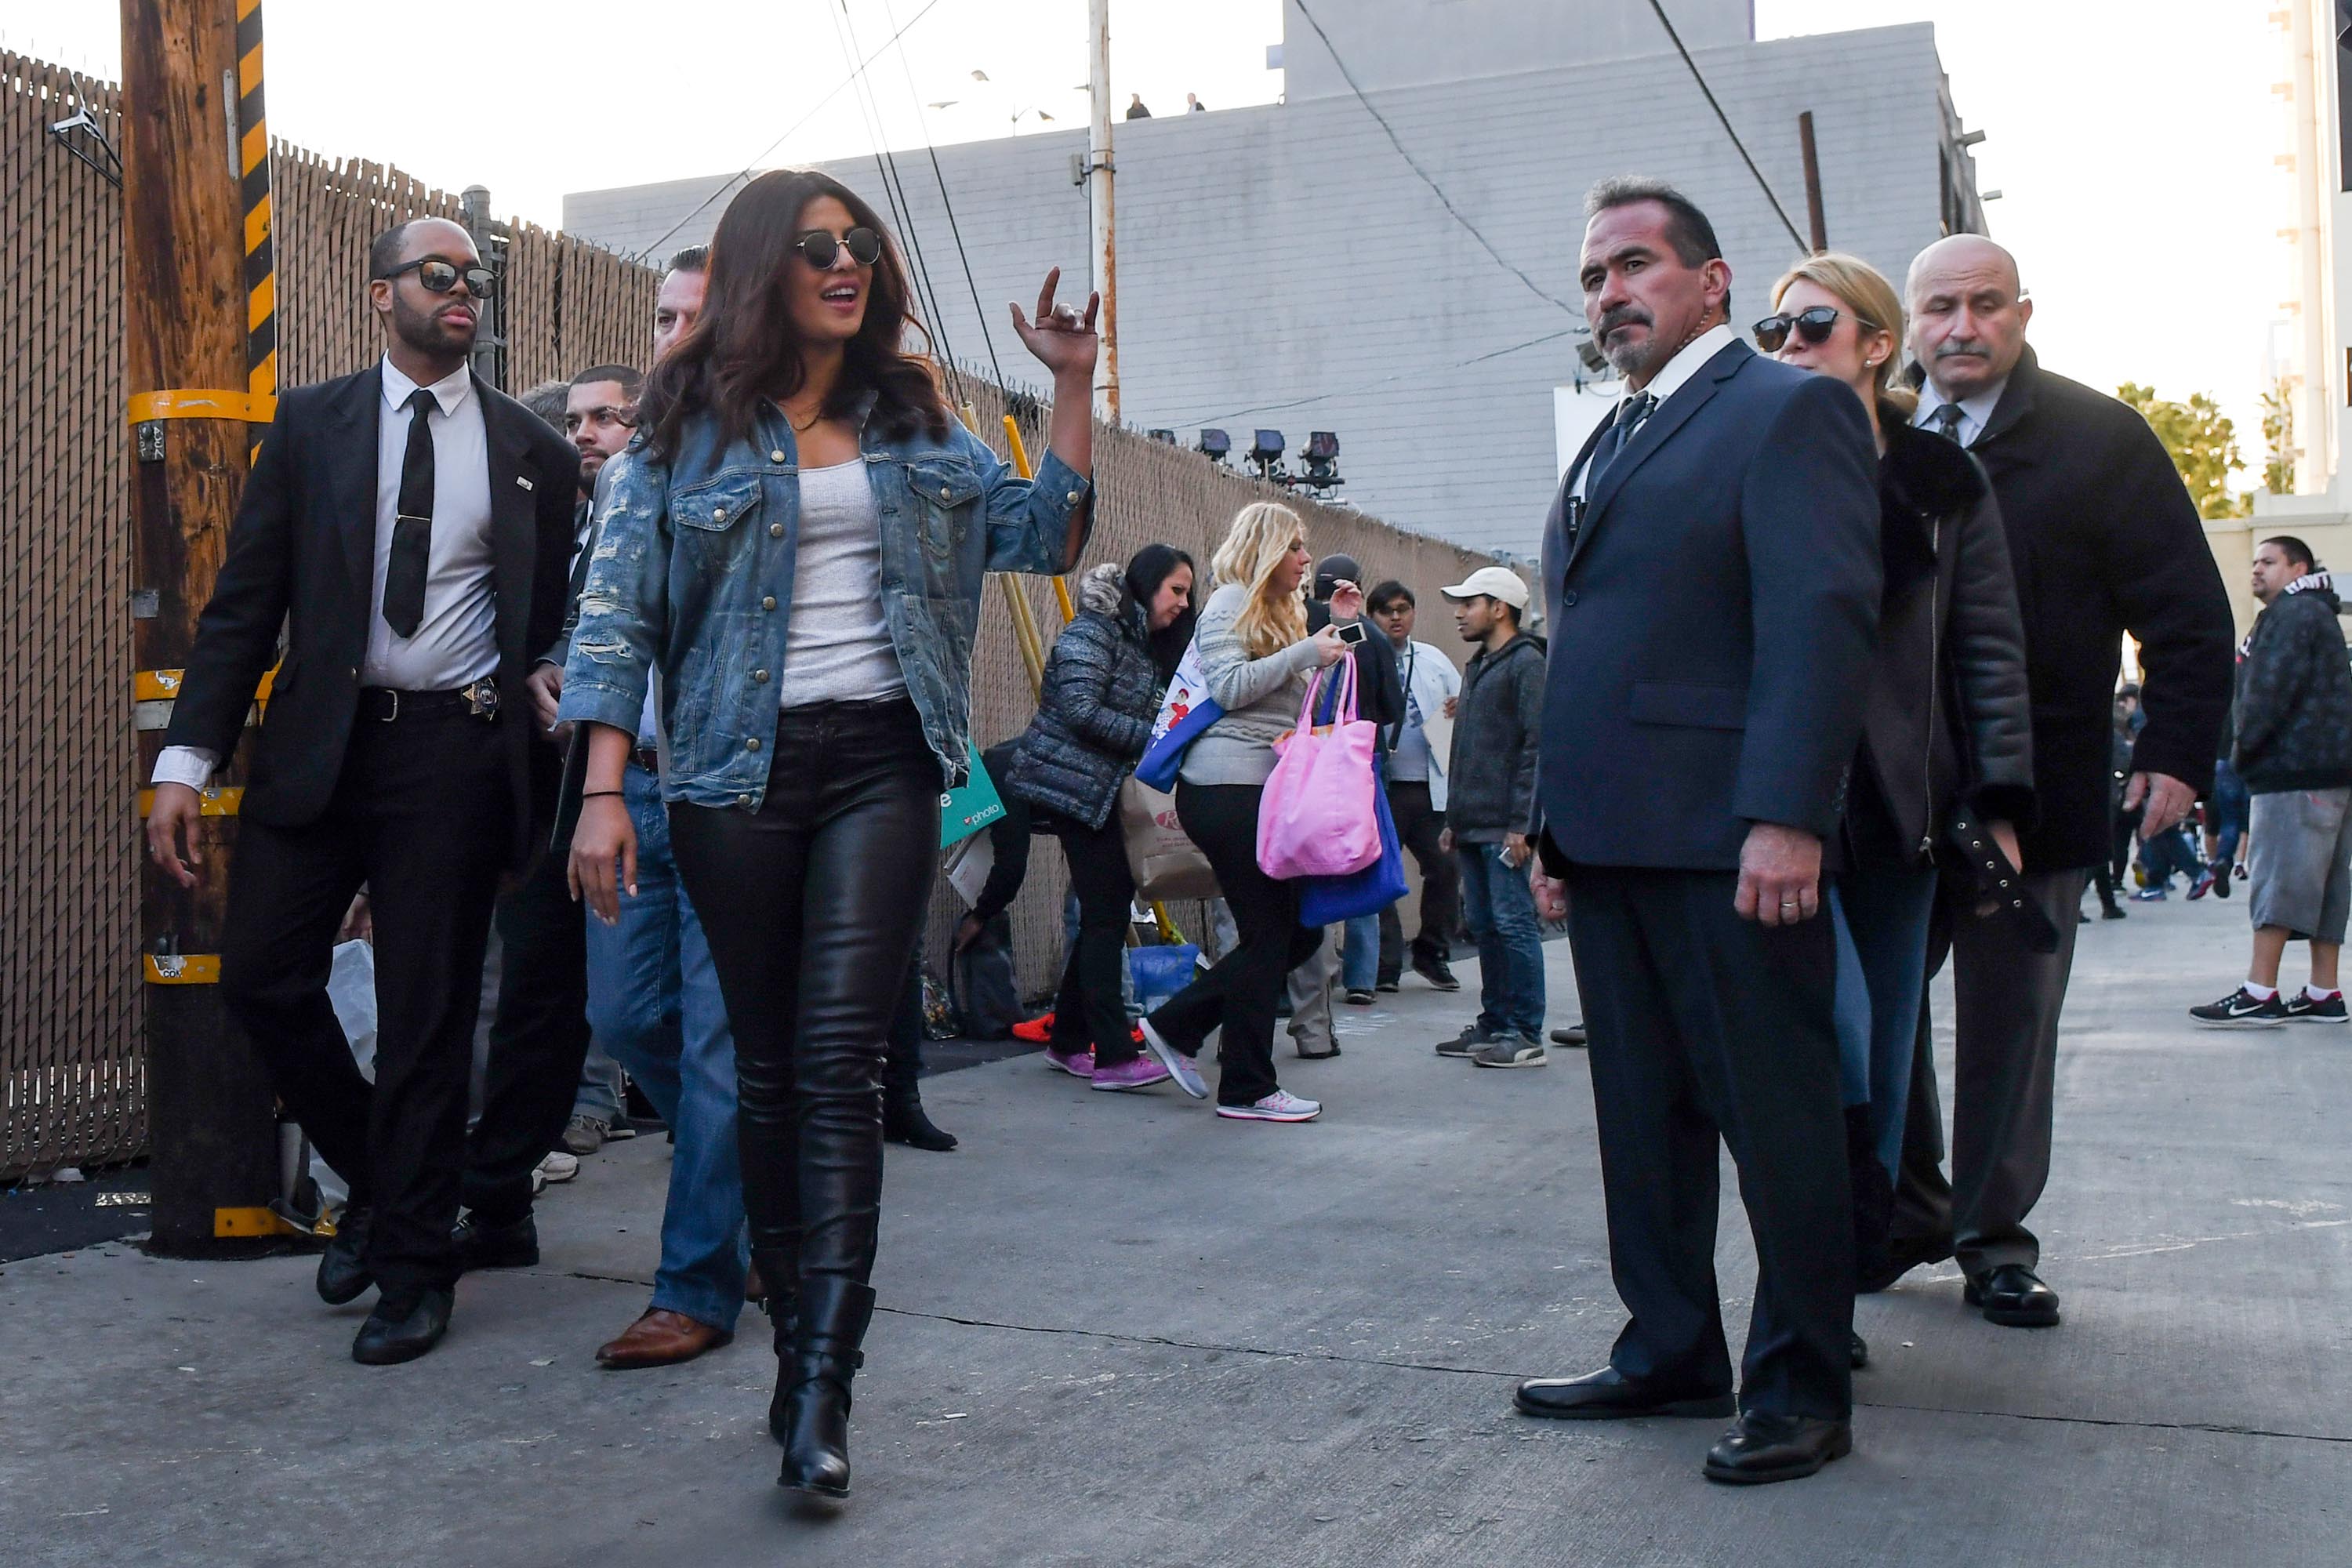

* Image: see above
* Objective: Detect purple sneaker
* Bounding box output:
[1044,1046,1095,1078]
[1090,1056,1173,1092]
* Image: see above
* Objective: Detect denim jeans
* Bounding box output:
[1455,842,1545,1040]
[584,761,747,1333]
[1341,913,1381,993]
[1828,866,1939,1179]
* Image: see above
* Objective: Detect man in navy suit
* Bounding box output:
[1509,179,1882,1485]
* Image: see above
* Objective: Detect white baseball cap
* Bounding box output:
[1439,565,1530,610]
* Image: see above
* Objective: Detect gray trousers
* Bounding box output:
[1287,926,1340,1055]
[1894,867,2089,1277]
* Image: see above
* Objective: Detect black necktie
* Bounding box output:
[1587,391,1657,491]
[383,387,437,640]
[1929,402,1965,445]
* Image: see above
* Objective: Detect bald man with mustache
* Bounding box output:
[1875,236,2234,1327]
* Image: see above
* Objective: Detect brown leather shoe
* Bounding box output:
[745,1259,764,1304]
[595,1308,734,1369]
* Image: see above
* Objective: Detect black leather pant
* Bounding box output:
[669,698,940,1290]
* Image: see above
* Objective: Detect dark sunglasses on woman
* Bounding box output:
[1751,305,1845,353]
[793,227,884,270]
[377,257,498,298]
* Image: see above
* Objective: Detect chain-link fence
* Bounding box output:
[2,48,1499,1177]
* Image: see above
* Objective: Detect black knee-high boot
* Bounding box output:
[776,1275,876,1498]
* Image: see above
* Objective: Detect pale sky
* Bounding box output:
[6,0,2289,486]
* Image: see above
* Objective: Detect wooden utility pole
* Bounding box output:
[1797,111,1828,254]
[1084,0,1120,421]
[122,0,285,1254]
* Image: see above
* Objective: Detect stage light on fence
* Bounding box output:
[1298,431,1343,493]
[1149,428,1178,444]
[1250,430,1285,463]
[1198,428,1231,459]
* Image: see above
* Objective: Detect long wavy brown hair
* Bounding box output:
[638,169,949,458]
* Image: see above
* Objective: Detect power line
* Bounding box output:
[627,0,949,265]
[876,0,1004,388]
[1644,0,1807,252]
[829,0,964,399]
[1171,325,1586,429]
[1288,0,1580,318]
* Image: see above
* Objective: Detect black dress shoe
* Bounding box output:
[1858,1232,1953,1294]
[1703,1411,1852,1485]
[884,1093,958,1152]
[1965,1264,2061,1327]
[1849,1330,1868,1370]
[452,1210,539,1272]
[350,1287,454,1366]
[315,1206,374,1305]
[1513,1365,1733,1421]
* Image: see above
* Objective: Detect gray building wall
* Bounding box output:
[1278,0,1753,100]
[566,20,1978,558]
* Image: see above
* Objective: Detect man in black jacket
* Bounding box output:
[2191,536,2352,1026]
[1432,568,1547,1065]
[145,218,577,1365]
[1514,180,1881,1485]
[1882,236,2236,1326]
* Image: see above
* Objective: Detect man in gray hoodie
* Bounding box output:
[2191,535,2352,1026]
[1432,567,1548,1065]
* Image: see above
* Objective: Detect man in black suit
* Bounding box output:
[146,217,576,1365]
[1878,236,2234,1322]
[1510,179,1882,1485]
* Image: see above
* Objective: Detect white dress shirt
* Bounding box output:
[152,358,499,791]
[1571,320,1737,501]
[1911,376,2008,449]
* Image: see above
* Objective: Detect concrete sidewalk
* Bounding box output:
[3,890,2346,1566]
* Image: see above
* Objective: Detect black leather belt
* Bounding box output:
[359,679,501,724]
[631,746,661,774]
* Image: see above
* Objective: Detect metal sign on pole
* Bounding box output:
[123,0,289,1253]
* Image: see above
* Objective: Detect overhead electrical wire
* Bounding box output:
[830,0,966,401]
[627,0,948,265]
[1173,325,1586,429]
[1644,0,1808,252]
[1288,0,1581,319]
[877,0,1007,390]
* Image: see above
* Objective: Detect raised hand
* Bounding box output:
[1009,267,1100,381]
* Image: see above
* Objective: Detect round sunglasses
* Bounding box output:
[793,227,884,270]
[1751,305,1882,354]
[377,257,498,299]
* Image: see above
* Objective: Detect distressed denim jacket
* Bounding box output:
[557,391,1090,808]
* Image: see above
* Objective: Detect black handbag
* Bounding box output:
[1940,808,2059,954]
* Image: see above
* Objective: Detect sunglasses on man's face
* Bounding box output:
[379,257,498,298]
[1751,305,1844,353]
[792,227,884,270]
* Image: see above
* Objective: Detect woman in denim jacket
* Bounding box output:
[559,169,1095,1501]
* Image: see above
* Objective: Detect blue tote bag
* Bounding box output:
[1298,779,1407,925]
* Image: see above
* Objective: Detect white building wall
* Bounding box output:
[567,23,1965,559]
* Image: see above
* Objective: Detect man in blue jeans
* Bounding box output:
[1431,568,1549,1066]
[524,249,750,1368]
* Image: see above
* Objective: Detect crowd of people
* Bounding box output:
[144,143,2335,1506]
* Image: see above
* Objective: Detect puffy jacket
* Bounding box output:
[1842,421,2036,867]
[1005,564,1162,829]
[1446,630,1545,839]
[2234,572,2352,794]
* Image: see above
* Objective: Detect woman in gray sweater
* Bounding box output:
[1138,502,1352,1123]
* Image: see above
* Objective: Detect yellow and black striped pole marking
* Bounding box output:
[236,0,275,456]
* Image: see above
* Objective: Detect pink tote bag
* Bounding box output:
[1257,658,1381,880]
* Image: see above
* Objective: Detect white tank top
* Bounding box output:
[779,458,905,708]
